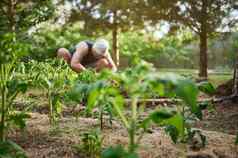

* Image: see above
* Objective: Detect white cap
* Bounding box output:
[93,39,109,55]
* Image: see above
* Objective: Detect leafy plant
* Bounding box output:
[66,56,220,158]
[28,59,75,126]
[102,145,138,158]
[0,140,27,158]
[0,33,29,142]
[67,59,209,157]
[197,81,216,95]
[67,78,114,129]
[73,129,103,158]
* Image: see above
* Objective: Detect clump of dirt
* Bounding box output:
[215,79,233,97]
[8,113,238,158]
[195,102,238,135]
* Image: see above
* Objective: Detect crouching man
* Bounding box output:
[57,39,117,73]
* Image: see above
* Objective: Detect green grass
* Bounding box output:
[158,68,232,87]
[208,74,232,87]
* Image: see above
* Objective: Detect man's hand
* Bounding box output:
[104,52,117,72]
[70,63,86,73]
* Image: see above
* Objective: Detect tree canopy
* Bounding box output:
[0,0,55,35]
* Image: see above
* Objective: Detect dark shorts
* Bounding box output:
[69,47,76,56]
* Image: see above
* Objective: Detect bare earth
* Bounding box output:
[9,111,238,158]
[11,90,238,158]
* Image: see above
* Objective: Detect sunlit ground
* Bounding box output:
[158,68,232,87]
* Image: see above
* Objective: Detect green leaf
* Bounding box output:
[197,81,216,95]
[0,33,29,64]
[140,117,152,130]
[66,83,89,102]
[163,114,185,140]
[101,145,139,158]
[165,125,179,143]
[7,80,28,97]
[153,84,165,96]
[0,140,27,158]
[149,109,185,143]
[175,80,202,119]
[8,112,31,129]
[52,94,62,115]
[149,109,175,124]
[87,89,100,113]
[101,145,126,158]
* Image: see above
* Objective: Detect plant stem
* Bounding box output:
[112,102,129,129]
[0,87,5,142]
[128,97,138,153]
[48,90,53,125]
[128,123,135,153]
[132,98,137,121]
[100,105,103,130]
[0,66,6,142]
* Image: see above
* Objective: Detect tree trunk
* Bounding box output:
[112,10,119,66]
[232,59,238,96]
[112,24,119,66]
[214,58,238,103]
[199,0,208,80]
[8,0,17,32]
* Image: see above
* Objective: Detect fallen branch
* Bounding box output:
[124,97,230,105]
[212,94,238,103]
[125,98,181,104]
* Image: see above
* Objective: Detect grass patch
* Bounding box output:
[158,68,232,87]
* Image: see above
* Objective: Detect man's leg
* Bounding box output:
[57,48,72,64]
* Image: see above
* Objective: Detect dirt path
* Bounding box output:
[8,113,238,158]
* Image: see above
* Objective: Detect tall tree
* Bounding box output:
[178,0,237,79]
[231,32,238,98]
[145,0,237,79]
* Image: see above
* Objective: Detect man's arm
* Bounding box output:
[70,42,88,73]
[105,52,117,72]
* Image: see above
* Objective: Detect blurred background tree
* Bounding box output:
[143,0,238,79]
[0,0,56,62]
[0,0,55,35]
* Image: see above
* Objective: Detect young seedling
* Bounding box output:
[73,129,103,158]
[34,59,74,126]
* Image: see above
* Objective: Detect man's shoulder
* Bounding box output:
[75,41,88,49]
[74,41,94,58]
